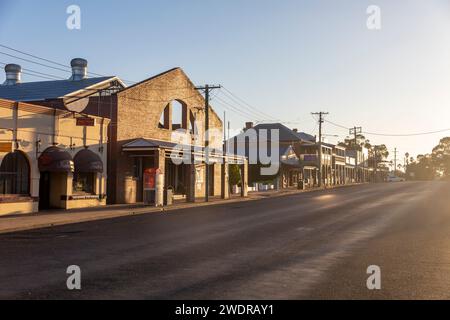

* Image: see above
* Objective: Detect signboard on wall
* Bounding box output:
[76,117,95,127]
[0,142,12,153]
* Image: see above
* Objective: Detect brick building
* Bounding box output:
[0,59,246,211]
[101,68,244,204]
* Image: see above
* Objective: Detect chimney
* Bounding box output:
[3,64,22,85]
[69,58,88,81]
[293,128,298,132]
[245,122,254,130]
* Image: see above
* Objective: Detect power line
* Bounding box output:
[363,129,450,137]
[0,62,65,80]
[0,50,73,74]
[213,95,264,121]
[220,86,277,120]
[325,119,450,137]
[0,44,78,70]
[0,51,194,90]
[324,119,350,130]
[0,43,140,84]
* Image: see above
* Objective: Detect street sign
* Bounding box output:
[76,117,95,127]
[0,142,12,153]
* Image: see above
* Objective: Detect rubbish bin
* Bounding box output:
[298,180,304,190]
[164,186,174,206]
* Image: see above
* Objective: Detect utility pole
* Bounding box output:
[393,148,398,176]
[311,112,329,187]
[349,126,362,182]
[196,84,221,202]
[223,111,226,148]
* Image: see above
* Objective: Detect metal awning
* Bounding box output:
[73,149,103,173]
[122,138,247,164]
[38,147,74,173]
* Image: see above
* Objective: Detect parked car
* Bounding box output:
[387,175,405,182]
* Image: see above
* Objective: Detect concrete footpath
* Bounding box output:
[0,184,363,234]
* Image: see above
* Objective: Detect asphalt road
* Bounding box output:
[1,181,450,300]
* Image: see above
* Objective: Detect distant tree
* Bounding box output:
[406,154,436,180]
[373,144,389,163]
[342,134,368,150]
[431,137,450,178]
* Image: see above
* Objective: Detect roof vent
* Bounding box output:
[69,58,88,81]
[3,64,22,85]
[245,122,254,130]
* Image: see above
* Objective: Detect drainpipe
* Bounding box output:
[52,109,58,146]
[99,117,105,198]
[13,102,18,149]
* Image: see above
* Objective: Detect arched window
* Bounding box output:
[158,100,196,132]
[171,100,183,130]
[0,151,30,195]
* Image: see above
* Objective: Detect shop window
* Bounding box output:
[73,172,95,195]
[72,149,102,195]
[0,151,30,195]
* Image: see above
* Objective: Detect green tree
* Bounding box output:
[342,134,369,150]
[373,144,389,163]
[229,164,241,186]
[406,154,435,180]
[431,137,450,178]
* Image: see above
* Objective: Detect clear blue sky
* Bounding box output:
[1,0,450,162]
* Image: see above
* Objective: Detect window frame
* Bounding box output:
[0,151,31,196]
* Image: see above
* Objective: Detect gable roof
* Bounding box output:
[293,131,316,142]
[117,68,181,93]
[251,123,315,142]
[0,76,123,102]
[279,144,293,156]
[116,67,223,127]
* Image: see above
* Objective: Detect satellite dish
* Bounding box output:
[64,97,89,113]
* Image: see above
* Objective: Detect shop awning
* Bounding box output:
[38,147,74,172]
[122,138,247,164]
[74,149,103,173]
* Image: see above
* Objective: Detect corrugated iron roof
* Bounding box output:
[0,76,116,101]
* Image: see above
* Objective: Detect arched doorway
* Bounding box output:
[38,147,73,210]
